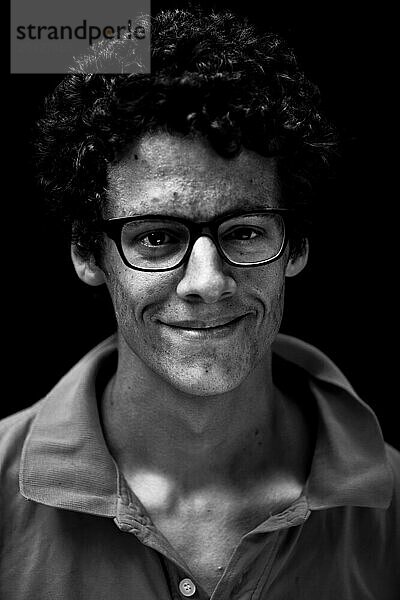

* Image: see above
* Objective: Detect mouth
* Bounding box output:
[162,315,245,329]
[157,314,248,339]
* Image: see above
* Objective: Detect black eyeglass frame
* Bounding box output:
[100,208,293,272]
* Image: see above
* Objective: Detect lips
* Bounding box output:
[159,315,246,330]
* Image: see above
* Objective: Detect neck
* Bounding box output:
[100,338,309,508]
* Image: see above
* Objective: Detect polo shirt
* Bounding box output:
[0,334,399,600]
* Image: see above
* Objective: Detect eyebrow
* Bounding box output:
[114,202,277,221]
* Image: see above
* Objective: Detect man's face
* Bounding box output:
[101,132,289,396]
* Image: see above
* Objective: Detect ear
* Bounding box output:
[285,240,309,278]
[71,244,106,287]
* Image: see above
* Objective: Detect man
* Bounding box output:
[1,7,399,600]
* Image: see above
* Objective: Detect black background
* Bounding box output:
[6,2,398,449]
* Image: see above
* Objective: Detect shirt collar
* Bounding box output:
[20,334,393,514]
[273,334,393,510]
[20,337,118,516]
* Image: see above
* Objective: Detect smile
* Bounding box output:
[157,315,247,339]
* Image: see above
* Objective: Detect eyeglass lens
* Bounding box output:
[120,213,285,269]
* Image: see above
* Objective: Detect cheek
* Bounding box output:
[242,262,286,303]
[242,265,286,334]
[104,262,174,330]
[268,281,285,334]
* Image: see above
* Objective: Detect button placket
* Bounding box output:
[231,571,246,596]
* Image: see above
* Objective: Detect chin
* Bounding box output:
[159,362,251,397]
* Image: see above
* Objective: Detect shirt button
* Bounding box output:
[179,578,196,597]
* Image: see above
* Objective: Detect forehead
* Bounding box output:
[106,132,280,220]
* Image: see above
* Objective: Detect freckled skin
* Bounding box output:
[102,132,289,397]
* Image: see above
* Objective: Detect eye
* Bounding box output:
[223,227,261,241]
[139,230,177,247]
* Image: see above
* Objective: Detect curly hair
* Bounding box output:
[35,7,338,262]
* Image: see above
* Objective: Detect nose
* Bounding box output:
[176,236,237,303]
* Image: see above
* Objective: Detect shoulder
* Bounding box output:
[0,402,44,505]
[0,402,43,459]
[386,442,400,473]
[334,444,400,554]
[386,443,400,514]
[0,403,46,557]
[384,444,400,557]
[0,336,117,489]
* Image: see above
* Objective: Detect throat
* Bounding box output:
[100,374,284,493]
[101,371,313,507]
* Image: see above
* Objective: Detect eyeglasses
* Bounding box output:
[100,209,291,272]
